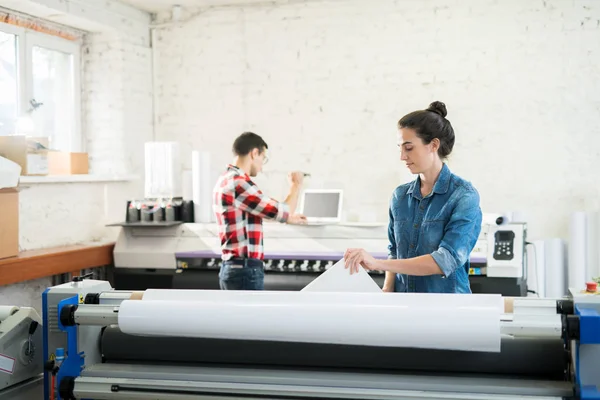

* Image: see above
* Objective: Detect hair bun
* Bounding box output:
[427,101,447,118]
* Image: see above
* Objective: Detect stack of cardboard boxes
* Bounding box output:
[0,135,89,176]
[0,135,90,259]
[0,154,20,260]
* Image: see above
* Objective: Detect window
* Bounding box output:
[0,30,18,136]
[0,23,81,152]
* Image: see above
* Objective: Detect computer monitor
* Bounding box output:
[298,189,343,224]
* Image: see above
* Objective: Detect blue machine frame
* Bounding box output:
[574,304,600,400]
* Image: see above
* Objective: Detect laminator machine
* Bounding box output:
[113,219,528,295]
[43,279,600,400]
[0,306,43,399]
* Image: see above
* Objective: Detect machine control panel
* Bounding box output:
[486,223,526,278]
[177,257,383,274]
[493,230,515,260]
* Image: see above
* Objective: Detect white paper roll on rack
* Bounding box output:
[586,211,600,282]
[545,238,567,298]
[118,299,501,352]
[527,240,545,297]
[192,151,214,223]
[0,306,19,321]
[568,212,587,291]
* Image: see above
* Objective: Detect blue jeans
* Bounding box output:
[219,258,265,290]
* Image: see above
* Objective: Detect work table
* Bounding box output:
[0,243,114,286]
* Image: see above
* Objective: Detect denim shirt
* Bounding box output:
[388,163,482,294]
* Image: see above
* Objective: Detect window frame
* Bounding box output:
[0,21,82,152]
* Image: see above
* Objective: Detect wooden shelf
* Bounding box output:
[0,243,115,286]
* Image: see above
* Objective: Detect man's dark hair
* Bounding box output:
[232,132,268,156]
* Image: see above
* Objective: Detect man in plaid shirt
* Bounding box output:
[213,132,307,290]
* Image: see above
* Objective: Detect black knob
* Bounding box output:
[60,305,78,327]
[561,314,580,341]
[28,321,39,335]
[557,300,574,315]
[84,293,100,304]
[44,360,55,372]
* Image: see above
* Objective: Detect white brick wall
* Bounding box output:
[83,31,154,178]
[14,30,153,251]
[1,28,153,310]
[155,0,600,240]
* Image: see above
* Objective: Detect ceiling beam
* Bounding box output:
[1,0,152,45]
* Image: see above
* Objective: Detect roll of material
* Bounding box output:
[140,288,503,311]
[545,238,567,298]
[0,305,19,321]
[586,211,600,282]
[192,151,213,223]
[118,296,501,352]
[569,212,587,291]
[527,240,545,297]
[100,326,567,380]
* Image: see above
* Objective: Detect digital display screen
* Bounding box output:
[302,192,341,218]
[496,231,513,241]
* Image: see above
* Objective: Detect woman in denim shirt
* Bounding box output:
[344,101,482,294]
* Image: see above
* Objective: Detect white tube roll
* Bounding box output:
[568,212,587,291]
[118,299,501,353]
[545,238,567,298]
[0,306,19,321]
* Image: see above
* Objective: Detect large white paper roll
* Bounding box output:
[118,299,501,352]
[545,238,567,298]
[586,211,600,282]
[568,212,587,291]
[526,240,545,297]
[141,289,503,312]
[597,212,600,282]
[192,150,214,223]
[181,169,193,201]
[534,240,546,298]
[144,142,181,199]
[0,306,19,321]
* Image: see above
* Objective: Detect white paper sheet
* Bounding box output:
[301,259,382,293]
[118,299,501,352]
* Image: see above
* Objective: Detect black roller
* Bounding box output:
[101,326,567,380]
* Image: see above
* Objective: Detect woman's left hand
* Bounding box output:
[343,248,378,274]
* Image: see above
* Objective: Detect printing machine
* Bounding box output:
[112,218,528,296]
[42,278,599,400]
[0,306,43,400]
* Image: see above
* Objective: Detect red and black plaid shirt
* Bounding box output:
[213,165,289,261]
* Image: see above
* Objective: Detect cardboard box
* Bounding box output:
[0,136,49,176]
[48,152,89,175]
[0,188,19,260]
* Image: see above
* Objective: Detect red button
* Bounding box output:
[586,282,597,292]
